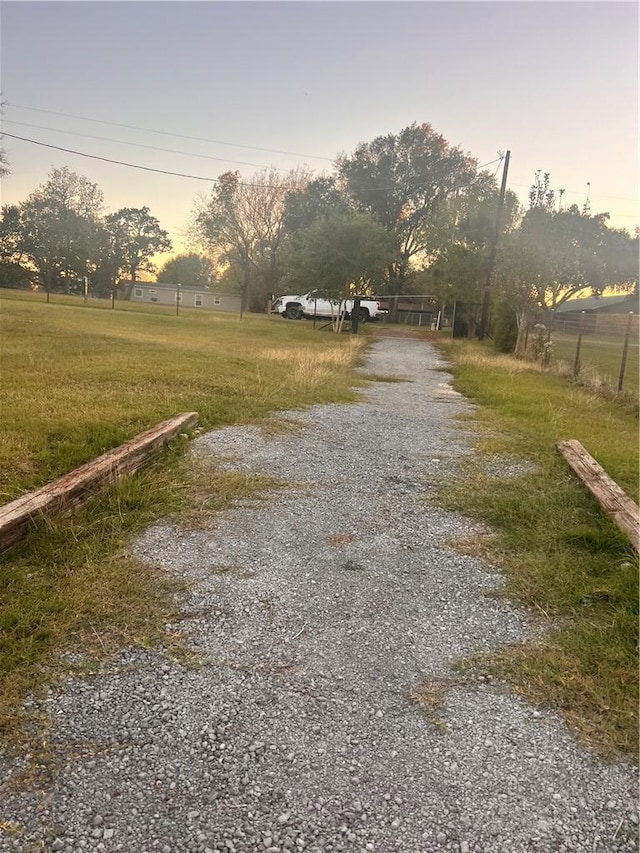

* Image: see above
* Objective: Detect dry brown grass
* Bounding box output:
[407,676,465,732]
[259,416,306,439]
[258,340,368,394]
[445,534,503,566]
[175,456,286,530]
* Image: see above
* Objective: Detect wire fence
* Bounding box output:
[393,297,638,400]
[536,312,638,397]
[552,311,639,339]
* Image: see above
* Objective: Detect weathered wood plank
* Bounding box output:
[557,439,639,553]
[0,412,198,552]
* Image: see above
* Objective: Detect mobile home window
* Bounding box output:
[134,287,143,298]
[194,294,203,307]
[213,296,221,306]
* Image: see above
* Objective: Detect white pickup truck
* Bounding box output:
[271,292,387,322]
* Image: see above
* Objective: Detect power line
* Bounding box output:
[508,178,638,219]
[479,157,504,171]
[5,102,637,211]
[5,101,335,163]
[19,119,628,219]
[3,133,636,229]
[3,104,511,178]
[1,133,222,183]
[1,132,508,195]
[491,153,505,178]
[3,119,292,172]
[508,181,637,203]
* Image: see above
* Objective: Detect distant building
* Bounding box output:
[379,294,440,327]
[118,280,242,313]
[553,292,638,335]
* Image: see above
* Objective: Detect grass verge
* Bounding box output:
[0,290,367,501]
[551,331,639,401]
[0,290,367,744]
[435,339,639,758]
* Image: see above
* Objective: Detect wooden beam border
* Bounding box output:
[557,439,639,553]
[0,412,198,552]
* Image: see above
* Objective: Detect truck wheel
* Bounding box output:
[285,304,303,320]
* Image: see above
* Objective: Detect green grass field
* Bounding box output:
[551,331,639,399]
[0,290,367,501]
[0,289,368,740]
[437,340,638,757]
[1,291,638,757]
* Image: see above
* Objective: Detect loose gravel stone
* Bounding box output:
[0,339,637,853]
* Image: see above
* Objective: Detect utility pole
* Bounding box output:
[478,150,510,341]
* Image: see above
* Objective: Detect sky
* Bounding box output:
[0,0,638,267]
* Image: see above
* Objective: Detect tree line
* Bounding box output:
[0,167,172,299]
[1,123,638,342]
[189,125,638,334]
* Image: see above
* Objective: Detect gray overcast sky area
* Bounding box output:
[0,0,638,255]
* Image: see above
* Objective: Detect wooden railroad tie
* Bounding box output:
[0,412,199,553]
[556,439,639,553]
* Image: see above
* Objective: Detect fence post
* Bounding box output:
[617,312,634,392]
[573,311,585,379]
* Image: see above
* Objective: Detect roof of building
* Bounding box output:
[120,280,207,291]
[119,280,239,296]
[554,293,638,313]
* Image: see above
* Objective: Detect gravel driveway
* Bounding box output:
[1,338,637,853]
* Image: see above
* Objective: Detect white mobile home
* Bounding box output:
[119,281,242,313]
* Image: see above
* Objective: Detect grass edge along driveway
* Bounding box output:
[0,291,368,743]
[0,292,637,758]
[435,339,638,759]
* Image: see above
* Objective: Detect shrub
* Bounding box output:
[493,302,518,353]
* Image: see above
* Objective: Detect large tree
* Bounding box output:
[494,204,638,354]
[0,204,33,288]
[564,209,638,295]
[420,179,521,336]
[12,168,105,299]
[282,176,349,235]
[336,123,478,295]
[104,206,171,283]
[90,222,123,299]
[156,253,216,287]
[280,210,395,332]
[0,205,25,265]
[192,167,309,313]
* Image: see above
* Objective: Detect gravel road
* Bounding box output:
[1,338,637,853]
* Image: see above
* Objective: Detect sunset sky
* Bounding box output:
[1,1,638,263]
